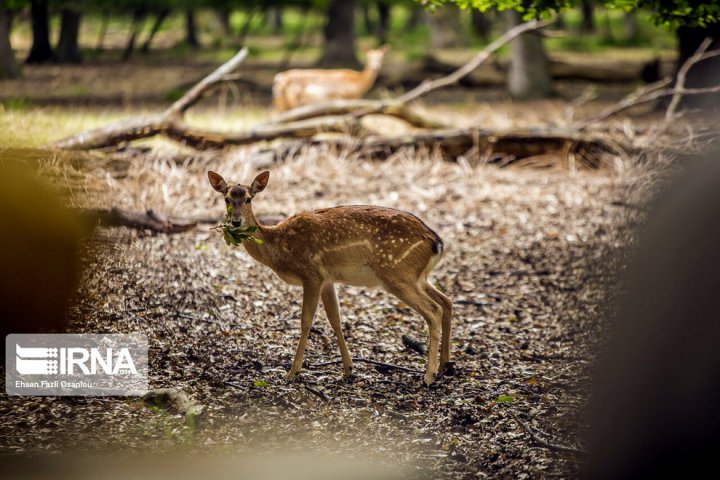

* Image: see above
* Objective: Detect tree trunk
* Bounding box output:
[377,1,390,45]
[471,9,492,42]
[26,0,54,63]
[185,9,199,48]
[673,23,720,109]
[505,10,552,99]
[623,13,638,41]
[0,2,19,79]
[56,8,82,63]
[426,6,467,49]
[318,0,359,68]
[141,9,170,52]
[96,10,110,52]
[361,3,374,34]
[270,7,283,34]
[580,0,595,34]
[122,9,146,61]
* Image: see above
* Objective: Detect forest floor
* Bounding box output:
[0,140,652,478]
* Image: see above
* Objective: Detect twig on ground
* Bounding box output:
[511,413,586,455]
[402,334,426,355]
[311,357,423,374]
[304,384,330,402]
[224,380,247,390]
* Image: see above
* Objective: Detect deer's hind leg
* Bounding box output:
[387,281,443,386]
[425,283,453,372]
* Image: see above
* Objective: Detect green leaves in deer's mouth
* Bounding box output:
[222,224,262,246]
[213,205,263,246]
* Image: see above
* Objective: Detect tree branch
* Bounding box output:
[666,38,720,120]
[47,48,249,150]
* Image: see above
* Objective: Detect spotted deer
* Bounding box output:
[207,170,452,385]
[272,47,388,112]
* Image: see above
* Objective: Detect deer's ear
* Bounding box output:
[250,171,270,196]
[208,171,228,194]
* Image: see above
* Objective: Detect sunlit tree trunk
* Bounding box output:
[26,0,54,63]
[318,0,358,68]
[56,8,82,63]
[505,9,552,99]
[0,2,19,79]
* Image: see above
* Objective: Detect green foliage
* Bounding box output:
[424,0,720,27]
[494,394,515,403]
[218,205,263,246]
[253,380,269,388]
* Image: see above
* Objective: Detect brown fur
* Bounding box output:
[272,47,388,112]
[208,170,451,385]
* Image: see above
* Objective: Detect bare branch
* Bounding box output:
[165,47,248,118]
[576,77,672,128]
[311,356,423,374]
[666,38,720,120]
[48,48,249,150]
[397,20,552,105]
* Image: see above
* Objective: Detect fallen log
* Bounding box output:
[81,207,197,234]
[79,208,285,235]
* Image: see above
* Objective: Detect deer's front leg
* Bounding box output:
[287,281,321,380]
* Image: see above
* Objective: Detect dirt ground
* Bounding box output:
[0,140,647,478]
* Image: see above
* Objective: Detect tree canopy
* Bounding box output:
[427,0,720,27]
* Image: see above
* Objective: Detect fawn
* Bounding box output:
[207,170,452,385]
[272,47,388,112]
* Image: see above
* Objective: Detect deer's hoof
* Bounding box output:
[424,371,437,386]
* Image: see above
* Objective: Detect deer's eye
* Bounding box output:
[224,198,229,205]
[245,198,252,204]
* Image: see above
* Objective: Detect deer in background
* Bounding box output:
[207,170,452,385]
[272,47,389,112]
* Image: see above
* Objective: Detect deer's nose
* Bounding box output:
[231,220,242,227]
